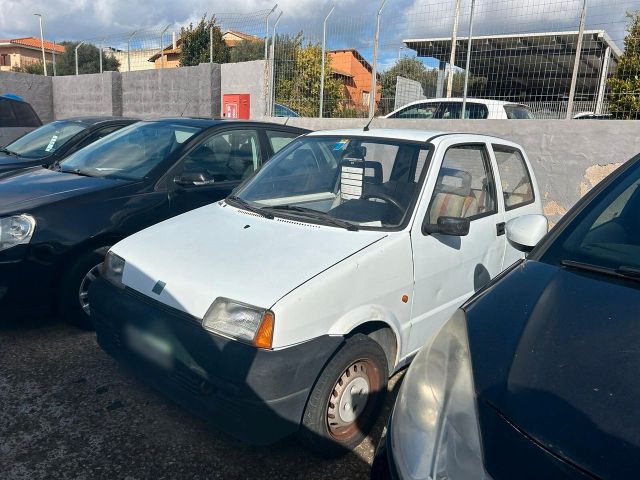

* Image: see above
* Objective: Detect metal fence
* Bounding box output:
[269,0,639,119]
[38,0,640,120]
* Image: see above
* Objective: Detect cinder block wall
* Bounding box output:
[121,63,221,118]
[265,117,640,225]
[0,71,53,122]
[52,72,122,119]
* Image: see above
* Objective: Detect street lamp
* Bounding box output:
[34,13,47,76]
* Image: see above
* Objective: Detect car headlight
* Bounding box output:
[102,251,125,288]
[202,297,275,349]
[0,214,36,252]
[390,309,490,480]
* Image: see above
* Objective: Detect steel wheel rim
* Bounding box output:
[326,359,381,442]
[78,263,102,315]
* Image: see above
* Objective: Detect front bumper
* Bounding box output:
[90,278,344,445]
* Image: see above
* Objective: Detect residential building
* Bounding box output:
[329,49,380,112]
[0,37,64,72]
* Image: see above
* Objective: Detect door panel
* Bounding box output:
[408,142,505,354]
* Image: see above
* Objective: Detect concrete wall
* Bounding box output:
[266,117,640,225]
[221,60,266,119]
[52,72,122,119]
[0,71,53,122]
[121,63,220,118]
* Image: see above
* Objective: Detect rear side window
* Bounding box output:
[493,145,535,210]
[266,130,299,154]
[11,101,41,127]
[0,99,18,127]
[393,103,439,119]
[504,105,534,119]
[438,102,488,120]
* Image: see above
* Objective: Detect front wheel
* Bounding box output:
[57,248,108,329]
[299,334,388,457]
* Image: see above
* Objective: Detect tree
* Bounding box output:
[274,35,344,117]
[12,61,53,75]
[179,15,229,66]
[230,39,265,63]
[608,11,640,119]
[379,57,438,113]
[54,42,119,76]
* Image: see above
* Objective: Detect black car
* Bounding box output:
[0,118,307,327]
[372,153,640,479]
[0,95,43,146]
[0,117,137,174]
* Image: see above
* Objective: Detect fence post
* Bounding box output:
[265,4,278,61]
[447,0,461,98]
[566,0,588,119]
[369,0,388,118]
[52,41,57,76]
[209,26,214,63]
[320,5,335,118]
[75,41,85,75]
[159,25,169,69]
[127,31,137,72]
[268,12,283,117]
[461,0,476,119]
[595,46,611,115]
[99,39,104,73]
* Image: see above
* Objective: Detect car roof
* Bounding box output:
[306,128,524,146]
[135,117,308,131]
[402,97,526,107]
[57,116,139,125]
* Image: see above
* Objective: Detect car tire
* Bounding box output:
[299,333,389,457]
[57,247,108,330]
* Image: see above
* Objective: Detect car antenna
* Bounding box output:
[283,116,290,126]
[363,115,374,132]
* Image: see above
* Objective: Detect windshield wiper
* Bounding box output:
[265,205,359,231]
[60,168,96,178]
[561,259,640,283]
[0,147,17,156]
[226,195,274,219]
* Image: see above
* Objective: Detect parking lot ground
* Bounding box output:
[0,315,404,480]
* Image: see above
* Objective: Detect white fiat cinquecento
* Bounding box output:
[91,129,546,455]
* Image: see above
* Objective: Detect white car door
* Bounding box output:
[406,138,506,354]
[489,142,542,268]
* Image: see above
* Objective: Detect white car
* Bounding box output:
[91,129,546,455]
[385,98,535,120]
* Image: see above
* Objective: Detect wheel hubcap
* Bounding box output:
[327,361,371,435]
[78,263,102,315]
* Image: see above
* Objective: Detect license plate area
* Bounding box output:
[124,324,174,370]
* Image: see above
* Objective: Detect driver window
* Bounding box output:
[428,145,497,224]
[180,129,261,183]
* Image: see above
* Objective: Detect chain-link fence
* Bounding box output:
[269,0,639,119]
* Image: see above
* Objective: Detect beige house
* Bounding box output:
[0,37,64,71]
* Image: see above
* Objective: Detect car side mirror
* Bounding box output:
[506,214,548,252]
[174,171,214,187]
[423,216,471,236]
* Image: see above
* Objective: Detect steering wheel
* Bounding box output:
[361,192,405,216]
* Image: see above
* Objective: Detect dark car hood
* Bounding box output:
[467,260,640,478]
[0,167,129,214]
[0,152,39,172]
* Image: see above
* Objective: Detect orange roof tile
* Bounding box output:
[10,37,65,53]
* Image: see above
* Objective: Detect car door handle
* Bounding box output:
[496,222,506,236]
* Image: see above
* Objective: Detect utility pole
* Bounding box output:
[34,13,47,76]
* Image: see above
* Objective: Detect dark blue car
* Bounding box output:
[373,153,640,479]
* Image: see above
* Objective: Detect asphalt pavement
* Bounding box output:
[0,315,404,480]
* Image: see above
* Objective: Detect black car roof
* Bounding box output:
[59,116,139,125]
[139,117,308,131]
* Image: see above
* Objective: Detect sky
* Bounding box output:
[1,0,637,70]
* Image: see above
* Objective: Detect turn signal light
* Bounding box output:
[254,311,275,349]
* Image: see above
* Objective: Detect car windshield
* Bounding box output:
[5,120,87,158]
[59,122,200,180]
[504,105,534,119]
[233,136,432,230]
[540,159,640,272]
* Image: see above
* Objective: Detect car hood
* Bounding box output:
[113,202,387,319]
[467,260,640,478]
[0,167,128,215]
[0,152,38,172]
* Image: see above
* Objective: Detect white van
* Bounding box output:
[91,129,546,455]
